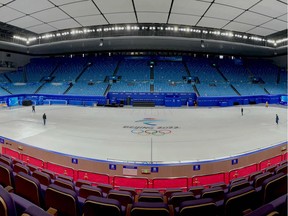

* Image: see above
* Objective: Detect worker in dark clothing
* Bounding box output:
[32,105,35,112]
[43,113,46,125]
[276,114,279,125]
[241,108,243,116]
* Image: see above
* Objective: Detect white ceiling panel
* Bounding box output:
[197,17,229,29]
[169,14,200,26]
[134,0,171,13]
[215,0,260,10]
[137,12,168,23]
[223,21,255,33]
[0,6,25,22]
[93,0,134,13]
[49,18,81,30]
[277,14,287,22]
[235,11,271,26]
[172,0,211,16]
[27,24,57,34]
[8,16,43,28]
[250,0,286,18]
[105,13,137,24]
[205,4,244,20]
[247,27,277,36]
[261,19,287,31]
[50,0,89,6]
[8,0,54,14]
[0,0,286,37]
[0,0,14,4]
[60,1,100,17]
[75,15,108,26]
[32,7,70,23]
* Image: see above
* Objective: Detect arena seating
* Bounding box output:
[0,148,287,216]
[0,56,286,96]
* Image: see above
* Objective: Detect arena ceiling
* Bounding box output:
[0,0,287,37]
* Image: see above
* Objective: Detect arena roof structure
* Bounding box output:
[0,0,287,56]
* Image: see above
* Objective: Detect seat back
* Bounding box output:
[164,188,183,198]
[53,179,75,191]
[75,179,92,188]
[245,204,275,216]
[265,165,277,173]
[13,163,30,175]
[79,185,103,199]
[0,161,15,188]
[262,173,287,204]
[97,183,113,194]
[21,205,51,216]
[274,164,287,175]
[0,186,17,216]
[179,198,217,216]
[83,195,122,216]
[41,169,56,180]
[210,182,227,190]
[169,192,195,208]
[57,174,73,182]
[45,184,79,216]
[188,186,204,197]
[253,172,273,188]
[32,171,51,186]
[229,180,250,192]
[130,202,170,216]
[0,156,13,167]
[15,172,44,207]
[225,186,258,216]
[138,192,164,203]
[248,171,263,182]
[107,190,133,207]
[119,187,137,196]
[201,187,225,202]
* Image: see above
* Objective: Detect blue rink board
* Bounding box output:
[0,93,286,107]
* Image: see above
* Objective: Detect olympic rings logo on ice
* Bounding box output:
[131,129,172,136]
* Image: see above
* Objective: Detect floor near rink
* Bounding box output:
[0,104,287,163]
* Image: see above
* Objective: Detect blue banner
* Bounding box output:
[109,164,117,170]
[71,158,78,164]
[193,165,201,171]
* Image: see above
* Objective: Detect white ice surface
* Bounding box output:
[0,105,287,163]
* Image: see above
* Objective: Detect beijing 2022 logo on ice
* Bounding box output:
[123,118,180,136]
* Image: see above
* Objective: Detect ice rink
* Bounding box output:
[0,105,287,163]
